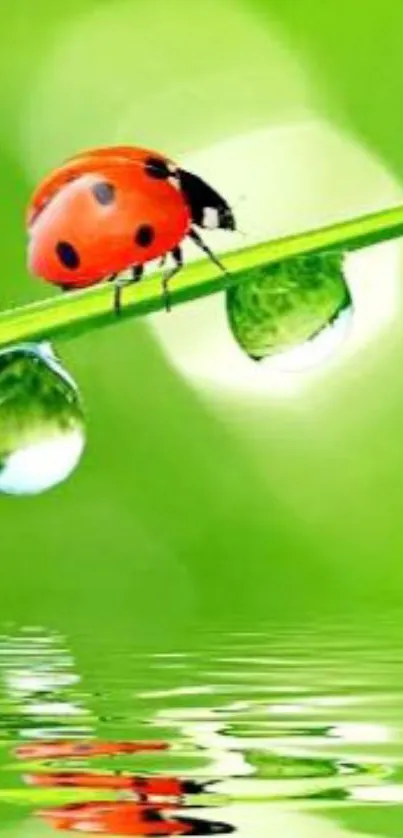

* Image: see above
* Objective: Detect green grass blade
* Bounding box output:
[1,201,402,351]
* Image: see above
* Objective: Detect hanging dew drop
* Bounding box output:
[0,343,85,496]
[226,250,353,366]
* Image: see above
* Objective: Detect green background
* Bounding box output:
[1,1,403,835]
[0,0,402,645]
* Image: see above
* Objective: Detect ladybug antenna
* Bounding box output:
[224,193,248,238]
[232,227,248,239]
[232,193,248,209]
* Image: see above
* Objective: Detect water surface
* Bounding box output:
[1,616,403,836]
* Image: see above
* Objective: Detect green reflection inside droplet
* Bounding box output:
[0,343,85,496]
[226,250,352,361]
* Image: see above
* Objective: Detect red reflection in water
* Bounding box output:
[37,801,194,835]
[16,740,168,760]
[25,771,204,799]
[18,741,235,835]
[37,802,233,835]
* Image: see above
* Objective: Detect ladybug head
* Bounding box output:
[177,169,236,232]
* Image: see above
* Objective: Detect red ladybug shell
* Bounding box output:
[27,146,177,227]
[27,148,190,290]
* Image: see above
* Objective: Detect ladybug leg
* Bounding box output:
[188,227,227,274]
[113,265,143,315]
[132,265,144,282]
[161,246,183,313]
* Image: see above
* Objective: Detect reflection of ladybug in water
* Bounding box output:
[25,771,205,800]
[37,801,235,835]
[37,801,184,836]
[27,145,236,313]
[15,739,169,761]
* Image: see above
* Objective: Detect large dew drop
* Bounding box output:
[149,120,401,399]
[0,343,85,496]
[226,251,353,363]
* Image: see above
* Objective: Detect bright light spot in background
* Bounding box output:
[17,0,402,401]
[352,785,403,803]
[148,120,402,399]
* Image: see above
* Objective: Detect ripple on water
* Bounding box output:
[0,621,403,834]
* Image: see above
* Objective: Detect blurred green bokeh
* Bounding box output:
[3,5,403,836]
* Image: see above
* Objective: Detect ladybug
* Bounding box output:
[37,801,234,835]
[27,146,236,314]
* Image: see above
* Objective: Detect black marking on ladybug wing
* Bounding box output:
[135,224,155,247]
[55,241,80,269]
[178,169,236,230]
[144,156,171,179]
[91,181,116,205]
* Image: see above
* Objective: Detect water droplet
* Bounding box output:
[0,343,85,495]
[226,250,353,366]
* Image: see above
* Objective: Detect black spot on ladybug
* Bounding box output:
[135,224,155,247]
[55,241,80,270]
[145,157,170,179]
[92,181,115,205]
